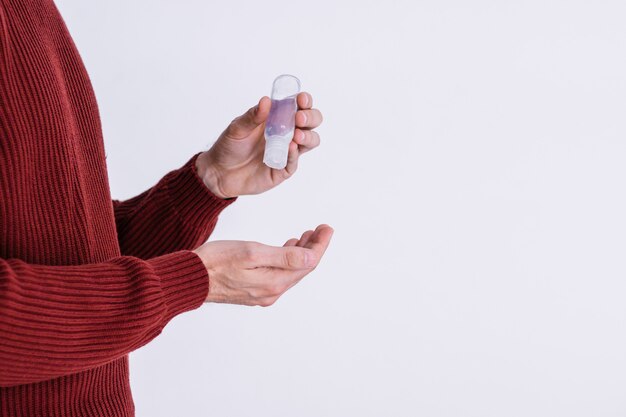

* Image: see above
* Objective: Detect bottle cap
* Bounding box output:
[263,143,289,170]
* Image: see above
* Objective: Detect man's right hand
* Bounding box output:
[192,224,334,306]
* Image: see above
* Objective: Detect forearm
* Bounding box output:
[114,152,236,258]
[0,250,207,387]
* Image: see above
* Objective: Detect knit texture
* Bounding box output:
[0,0,235,415]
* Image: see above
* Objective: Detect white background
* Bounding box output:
[56,0,626,416]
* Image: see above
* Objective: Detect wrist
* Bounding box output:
[195,151,230,199]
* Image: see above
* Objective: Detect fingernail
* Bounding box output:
[301,113,307,124]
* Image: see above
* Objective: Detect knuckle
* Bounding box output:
[259,297,277,307]
[248,288,262,299]
[226,123,242,138]
[308,253,320,269]
[312,131,321,147]
[230,115,243,128]
[282,168,294,180]
[268,283,283,296]
[247,251,259,264]
[284,250,304,268]
[298,110,307,124]
[308,110,321,126]
[294,129,304,144]
[242,242,259,263]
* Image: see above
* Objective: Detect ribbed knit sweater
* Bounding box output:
[0,0,235,415]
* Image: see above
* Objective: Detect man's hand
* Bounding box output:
[192,225,333,306]
[195,92,323,199]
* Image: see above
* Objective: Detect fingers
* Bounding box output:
[244,225,333,271]
[293,129,320,153]
[296,108,323,129]
[284,129,320,176]
[296,230,315,248]
[302,224,334,258]
[296,92,322,129]
[297,92,313,109]
[284,141,299,176]
[244,225,333,306]
[260,225,334,304]
[283,229,314,250]
[246,242,316,270]
[283,238,299,247]
[227,96,271,138]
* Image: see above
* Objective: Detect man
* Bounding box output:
[0,0,333,415]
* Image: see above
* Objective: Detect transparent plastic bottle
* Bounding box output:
[263,74,301,170]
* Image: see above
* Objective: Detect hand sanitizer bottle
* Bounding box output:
[263,74,301,170]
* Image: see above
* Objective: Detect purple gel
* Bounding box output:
[265,97,297,138]
[263,74,301,169]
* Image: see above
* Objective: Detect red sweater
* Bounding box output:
[0,0,234,415]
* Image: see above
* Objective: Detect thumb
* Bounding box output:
[258,245,316,270]
[227,96,271,138]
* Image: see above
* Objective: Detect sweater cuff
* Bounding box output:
[148,250,209,323]
[164,152,236,231]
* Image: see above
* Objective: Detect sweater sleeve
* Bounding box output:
[112,152,236,258]
[0,249,208,387]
